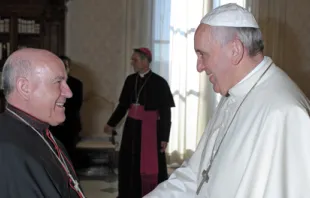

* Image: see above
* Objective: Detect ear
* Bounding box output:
[231,39,244,65]
[16,77,31,100]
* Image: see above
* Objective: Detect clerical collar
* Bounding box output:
[139,69,151,78]
[6,103,49,132]
[228,56,273,97]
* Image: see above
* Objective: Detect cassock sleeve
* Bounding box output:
[144,127,210,198]
[157,78,175,142]
[158,79,175,109]
[107,104,128,127]
[107,77,131,127]
[0,144,61,198]
[232,105,310,198]
[158,108,171,142]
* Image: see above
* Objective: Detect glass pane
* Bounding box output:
[153,0,171,41]
[152,42,170,81]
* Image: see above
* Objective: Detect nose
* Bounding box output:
[61,81,73,98]
[197,58,204,73]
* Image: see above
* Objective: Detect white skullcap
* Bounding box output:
[201,3,259,28]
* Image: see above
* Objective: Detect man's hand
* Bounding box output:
[104,124,113,134]
[160,141,168,153]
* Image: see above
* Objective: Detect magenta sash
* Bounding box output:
[128,104,159,196]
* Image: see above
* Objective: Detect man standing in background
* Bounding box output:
[104,48,175,198]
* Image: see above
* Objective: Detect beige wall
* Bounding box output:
[252,0,310,97]
[65,0,127,137]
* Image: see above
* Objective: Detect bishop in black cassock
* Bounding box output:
[105,48,175,198]
[0,48,85,198]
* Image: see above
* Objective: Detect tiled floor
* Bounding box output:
[81,180,118,198]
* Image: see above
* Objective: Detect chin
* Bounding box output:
[49,121,63,127]
[212,85,221,94]
[50,117,66,126]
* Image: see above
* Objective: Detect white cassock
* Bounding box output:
[144,56,310,198]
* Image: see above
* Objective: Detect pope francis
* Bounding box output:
[144,3,310,198]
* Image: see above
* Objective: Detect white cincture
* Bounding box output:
[6,108,86,198]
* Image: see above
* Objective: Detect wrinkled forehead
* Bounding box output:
[195,24,213,41]
[194,24,215,50]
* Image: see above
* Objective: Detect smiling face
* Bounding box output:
[26,56,72,126]
[194,24,235,95]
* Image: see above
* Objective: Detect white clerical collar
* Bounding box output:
[229,56,273,97]
[139,69,151,78]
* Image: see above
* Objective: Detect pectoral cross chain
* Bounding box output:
[196,165,211,195]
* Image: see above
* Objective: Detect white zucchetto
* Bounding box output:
[201,3,259,28]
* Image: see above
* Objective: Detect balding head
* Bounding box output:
[2,48,73,126]
[2,48,63,97]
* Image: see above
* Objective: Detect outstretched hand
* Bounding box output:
[104,124,113,134]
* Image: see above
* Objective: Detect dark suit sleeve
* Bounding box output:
[0,144,61,198]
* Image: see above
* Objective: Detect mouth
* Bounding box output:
[205,70,212,76]
[207,73,216,84]
[56,102,65,108]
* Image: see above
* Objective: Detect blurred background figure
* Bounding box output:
[104,48,175,198]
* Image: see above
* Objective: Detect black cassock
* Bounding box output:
[0,104,83,198]
[107,71,175,198]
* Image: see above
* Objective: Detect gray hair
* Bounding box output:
[1,58,33,97]
[210,26,264,56]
